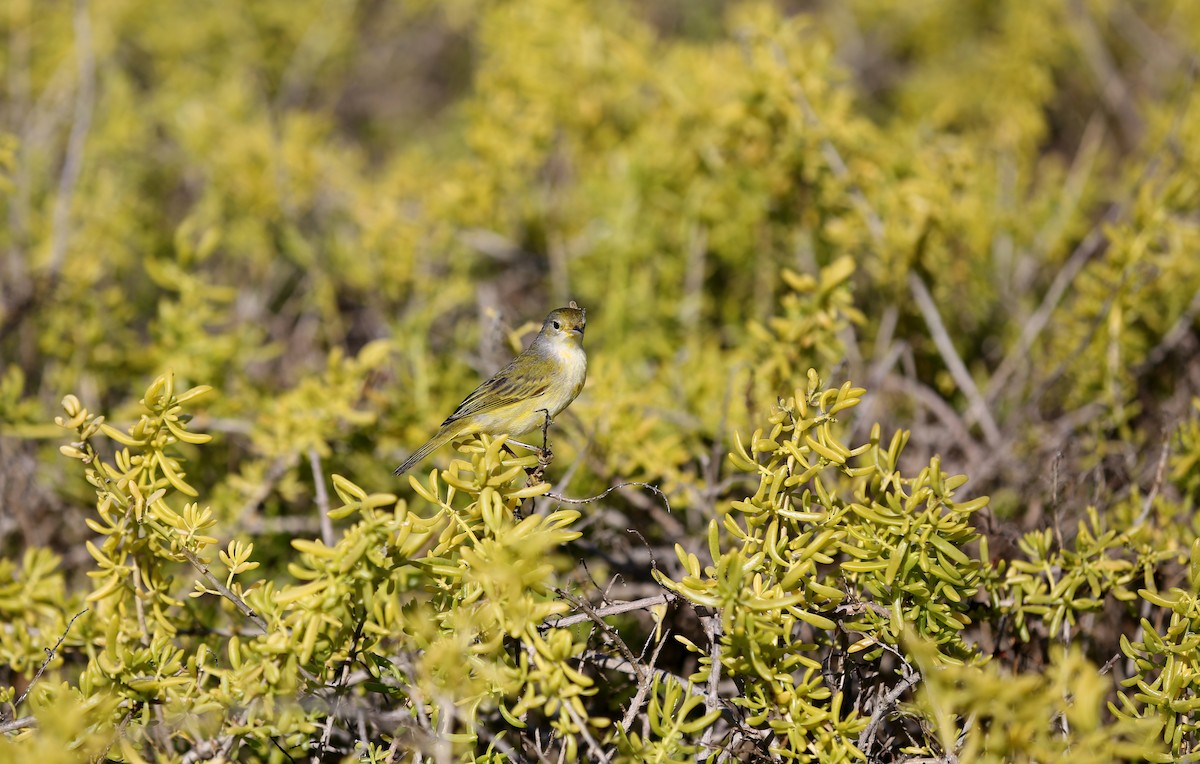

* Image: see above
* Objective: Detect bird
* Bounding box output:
[394,302,588,476]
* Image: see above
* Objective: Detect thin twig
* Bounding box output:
[181,730,239,764]
[534,419,596,516]
[555,589,645,684]
[548,594,675,629]
[312,661,352,763]
[586,653,717,706]
[308,448,334,547]
[857,667,922,755]
[1136,435,1172,526]
[1051,450,1065,551]
[434,693,454,764]
[96,707,136,763]
[0,716,36,735]
[834,598,893,621]
[1098,652,1122,676]
[986,226,1109,403]
[546,482,673,515]
[1031,267,1134,406]
[563,700,610,763]
[621,630,670,731]
[908,273,1002,447]
[12,607,87,711]
[179,547,268,634]
[699,612,723,760]
[47,0,95,278]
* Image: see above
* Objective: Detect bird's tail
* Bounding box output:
[393,422,466,476]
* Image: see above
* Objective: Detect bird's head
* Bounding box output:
[542,301,586,346]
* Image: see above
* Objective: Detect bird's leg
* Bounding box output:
[508,412,554,455]
[523,409,555,494]
[536,408,553,467]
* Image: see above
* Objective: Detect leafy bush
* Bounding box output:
[3,0,1200,761]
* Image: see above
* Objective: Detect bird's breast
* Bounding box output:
[547,342,587,415]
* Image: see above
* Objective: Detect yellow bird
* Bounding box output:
[394,302,588,476]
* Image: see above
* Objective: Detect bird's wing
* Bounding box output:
[442,364,548,425]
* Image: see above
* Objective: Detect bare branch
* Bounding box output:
[1136,435,1172,526]
[857,643,923,757]
[908,273,1002,446]
[546,481,673,515]
[563,700,611,763]
[308,448,335,547]
[48,0,96,278]
[178,547,268,634]
[96,707,136,763]
[884,375,985,468]
[312,661,352,763]
[987,226,1108,403]
[857,670,922,754]
[587,652,726,713]
[555,588,645,684]
[621,630,670,731]
[0,716,36,735]
[181,728,239,764]
[699,612,722,760]
[548,594,675,629]
[11,607,87,712]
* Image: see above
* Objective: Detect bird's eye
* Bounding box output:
[552,321,562,330]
